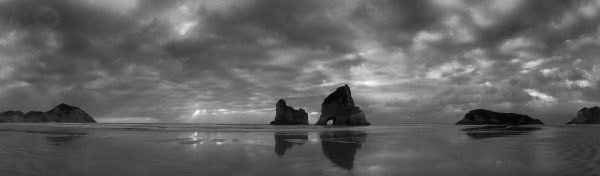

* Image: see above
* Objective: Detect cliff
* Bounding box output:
[567,106,600,124]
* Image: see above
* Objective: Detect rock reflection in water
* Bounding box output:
[462,125,541,139]
[0,129,86,145]
[319,131,367,170]
[274,132,308,156]
[46,133,85,145]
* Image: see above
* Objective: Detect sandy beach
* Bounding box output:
[1,123,599,175]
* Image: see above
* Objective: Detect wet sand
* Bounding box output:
[0,123,599,175]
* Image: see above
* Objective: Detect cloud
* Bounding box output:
[95,117,160,123]
[524,89,557,103]
[0,0,599,124]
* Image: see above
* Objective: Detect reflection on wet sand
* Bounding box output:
[46,134,84,145]
[274,132,308,156]
[0,129,86,145]
[319,131,367,170]
[462,125,541,139]
[273,131,368,170]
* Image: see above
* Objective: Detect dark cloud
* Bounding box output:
[350,0,444,47]
[0,0,599,124]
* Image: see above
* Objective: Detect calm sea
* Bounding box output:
[0,123,598,176]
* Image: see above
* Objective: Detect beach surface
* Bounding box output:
[1,123,599,176]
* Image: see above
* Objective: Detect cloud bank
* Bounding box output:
[1,0,599,124]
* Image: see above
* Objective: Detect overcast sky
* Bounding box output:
[1,0,599,124]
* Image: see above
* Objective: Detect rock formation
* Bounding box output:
[315,84,370,126]
[567,106,600,124]
[24,111,58,122]
[47,103,97,123]
[0,103,96,123]
[270,99,309,125]
[456,109,543,125]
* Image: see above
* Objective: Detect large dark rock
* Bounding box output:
[270,99,308,125]
[567,106,600,124]
[0,111,25,122]
[47,104,96,123]
[315,84,370,126]
[24,111,58,122]
[456,109,543,125]
[0,103,96,123]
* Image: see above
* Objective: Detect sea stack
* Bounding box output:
[315,84,370,126]
[567,106,600,124]
[456,109,543,125]
[0,103,96,123]
[270,99,309,125]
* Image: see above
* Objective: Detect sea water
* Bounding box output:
[0,123,599,176]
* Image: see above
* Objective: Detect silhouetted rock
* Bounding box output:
[320,131,367,170]
[24,111,58,122]
[270,99,309,125]
[456,109,543,125]
[0,111,25,122]
[315,84,370,126]
[0,103,96,123]
[47,104,96,123]
[567,106,600,124]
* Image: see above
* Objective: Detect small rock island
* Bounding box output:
[567,106,600,124]
[270,99,309,125]
[456,109,543,125]
[0,103,96,123]
[315,84,370,126]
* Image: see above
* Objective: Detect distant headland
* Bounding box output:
[567,106,600,124]
[454,106,600,125]
[0,103,96,123]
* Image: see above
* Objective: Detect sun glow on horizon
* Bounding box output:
[192,110,201,117]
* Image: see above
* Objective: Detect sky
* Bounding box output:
[0,0,600,124]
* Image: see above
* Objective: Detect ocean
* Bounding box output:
[0,123,599,176]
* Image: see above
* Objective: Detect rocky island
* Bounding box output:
[0,103,96,123]
[456,109,543,125]
[270,99,309,125]
[315,84,370,126]
[567,106,600,124]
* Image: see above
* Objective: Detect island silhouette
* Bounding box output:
[0,104,96,123]
[455,109,544,125]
